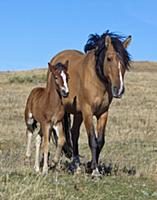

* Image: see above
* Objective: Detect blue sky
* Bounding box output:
[0,0,157,71]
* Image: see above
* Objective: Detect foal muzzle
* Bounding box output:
[61,89,69,98]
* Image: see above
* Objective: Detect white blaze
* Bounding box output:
[118,62,124,96]
[61,71,69,93]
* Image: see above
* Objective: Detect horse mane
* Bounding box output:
[84,30,131,83]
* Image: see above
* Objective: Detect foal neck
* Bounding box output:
[46,71,58,95]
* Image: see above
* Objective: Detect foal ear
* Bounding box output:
[48,62,56,73]
[123,35,132,48]
[64,60,69,71]
[105,35,112,48]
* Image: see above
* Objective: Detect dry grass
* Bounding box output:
[0,62,157,199]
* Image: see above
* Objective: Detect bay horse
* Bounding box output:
[49,31,132,177]
[25,61,70,175]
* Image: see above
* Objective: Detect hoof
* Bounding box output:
[42,167,48,176]
[75,166,82,175]
[92,168,102,179]
[24,156,31,165]
[51,160,57,168]
[34,166,40,173]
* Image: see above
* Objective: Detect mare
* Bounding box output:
[49,31,132,177]
[24,61,70,174]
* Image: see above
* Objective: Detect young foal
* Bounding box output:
[25,61,69,174]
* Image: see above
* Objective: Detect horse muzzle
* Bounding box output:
[112,85,125,98]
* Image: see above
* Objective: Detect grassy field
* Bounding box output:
[0,61,157,200]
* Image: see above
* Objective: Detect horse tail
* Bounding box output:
[62,112,73,159]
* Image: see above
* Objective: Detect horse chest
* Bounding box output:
[92,95,110,115]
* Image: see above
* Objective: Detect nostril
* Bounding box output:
[113,86,118,94]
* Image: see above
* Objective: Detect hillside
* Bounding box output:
[0,61,157,200]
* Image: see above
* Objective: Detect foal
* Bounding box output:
[24,61,69,174]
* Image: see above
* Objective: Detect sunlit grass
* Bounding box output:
[0,62,157,199]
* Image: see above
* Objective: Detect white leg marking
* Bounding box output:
[26,130,33,158]
[27,112,34,125]
[118,62,124,96]
[42,152,48,175]
[29,112,32,118]
[92,167,101,177]
[34,134,41,173]
[53,125,59,138]
[61,71,69,93]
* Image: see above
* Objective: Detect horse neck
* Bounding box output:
[84,51,109,93]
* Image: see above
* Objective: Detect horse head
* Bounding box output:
[84,31,132,98]
[103,35,131,98]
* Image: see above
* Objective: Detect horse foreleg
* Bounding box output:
[82,108,99,176]
[52,122,65,166]
[34,128,42,173]
[71,113,83,167]
[96,112,108,163]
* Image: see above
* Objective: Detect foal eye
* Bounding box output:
[107,57,112,62]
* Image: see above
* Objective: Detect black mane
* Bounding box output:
[84,30,131,83]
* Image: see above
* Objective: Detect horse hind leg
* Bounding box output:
[25,113,37,158]
[71,113,83,173]
[62,112,73,159]
[52,122,65,167]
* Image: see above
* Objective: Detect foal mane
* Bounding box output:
[84,30,131,83]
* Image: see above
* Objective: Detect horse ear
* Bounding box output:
[105,35,112,48]
[123,36,132,48]
[48,62,56,73]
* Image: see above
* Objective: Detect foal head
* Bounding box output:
[84,31,132,98]
[48,61,69,97]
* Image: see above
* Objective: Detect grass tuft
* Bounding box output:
[8,74,46,84]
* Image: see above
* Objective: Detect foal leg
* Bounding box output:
[34,128,42,173]
[52,122,65,166]
[25,118,37,159]
[71,113,83,169]
[42,123,50,175]
[26,129,33,158]
[96,112,108,164]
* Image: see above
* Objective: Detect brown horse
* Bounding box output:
[49,31,132,177]
[25,61,69,175]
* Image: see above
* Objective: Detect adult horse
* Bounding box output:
[49,31,131,177]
